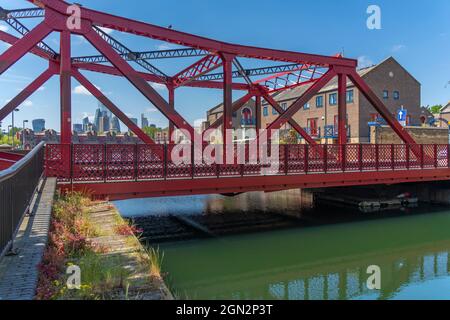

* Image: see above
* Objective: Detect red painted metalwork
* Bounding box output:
[47,143,450,200]
[59,31,71,145]
[172,54,222,87]
[0,0,434,200]
[337,73,347,145]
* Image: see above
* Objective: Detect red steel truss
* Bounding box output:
[0,0,426,198]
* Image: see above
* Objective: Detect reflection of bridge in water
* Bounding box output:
[162,211,450,300]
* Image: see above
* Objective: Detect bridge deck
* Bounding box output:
[45,143,450,200]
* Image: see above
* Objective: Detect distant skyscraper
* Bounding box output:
[32,119,45,132]
[141,114,149,128]
[73,124,83,134]
[82,117,91,132]
[111,116,121,133]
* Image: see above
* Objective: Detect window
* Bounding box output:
[383,90,389,99]
[316,96,324,108]
[307,118,318,136]
[272,107,278,115]
[329,93,337,105]
[232,112,237,118]
[346,90,354,103]
[263,107,268,117]
[303,103,310,110]
[394,91,400,100]
[281,102,288,111]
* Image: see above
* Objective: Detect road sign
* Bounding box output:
[397,108,407,126]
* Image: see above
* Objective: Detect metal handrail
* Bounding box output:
[0,142,45,182]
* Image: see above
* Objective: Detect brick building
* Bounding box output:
[205,57,423,143]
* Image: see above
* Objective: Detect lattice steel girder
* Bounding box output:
[84,28,199,141]
[173,54,222,87]
[72,48,209,63]
[266,69,337,131]
[72,69,160,148]
[0,21,52,75]
[0,7,44,19]
[197,63,310,81]
[27,0,357,67]
[3,16,57,59]
[74,62,251,91]
[0,65,56,121]
[92,26,168,80]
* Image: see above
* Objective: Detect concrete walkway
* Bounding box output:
[0,178,56,300]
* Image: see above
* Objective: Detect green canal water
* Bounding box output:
[116,191,450,300]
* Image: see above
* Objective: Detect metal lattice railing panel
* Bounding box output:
[72,144,105,182]
[106,144,135,181]
[45,144,71,182]
[137,145,164,180]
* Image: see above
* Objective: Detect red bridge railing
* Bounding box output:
[45,144,450,183]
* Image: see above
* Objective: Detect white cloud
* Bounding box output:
[98,27,114,34]
[23,100,33,107]
[391,44,406,52]
[151,83,166,91]
[73,84,100,95]
[357,56,374,69]
[37,86,45,92]
[194,118,206,128]
[0,25,9,32]
[155,43,177,51]
[146,107,158,113]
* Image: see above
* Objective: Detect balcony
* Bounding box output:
[303,127,321,139]
[240,118,256,126]
[324,125,351,139]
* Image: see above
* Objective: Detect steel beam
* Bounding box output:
[173,54,222,87]
[74,62,250,91]
[0,21,52,75]
[338,73,347,145]
[167,83,175,143]
[72,48,208,64]
[92,26,168,81]
[221,53,234,158]
[0,67,54,121]
[60,31,71,144]
[347,70,417,145]
[84,28,198,141]
[72,69,159,148]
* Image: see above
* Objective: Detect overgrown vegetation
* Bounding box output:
[36,192,165,300]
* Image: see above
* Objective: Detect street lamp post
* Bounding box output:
[22,120,28,150]
[11,108,19,149]
[7,125,12,145]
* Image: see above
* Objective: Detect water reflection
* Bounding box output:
[160,211,450,300]
[115,189,313,218]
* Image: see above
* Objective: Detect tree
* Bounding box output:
[429,104,443,114]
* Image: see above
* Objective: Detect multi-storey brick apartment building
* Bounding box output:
[204,57,423,143]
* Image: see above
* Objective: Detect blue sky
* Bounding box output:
[0,0,449,131]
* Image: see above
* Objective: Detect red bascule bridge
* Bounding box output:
[1,0,450,200]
